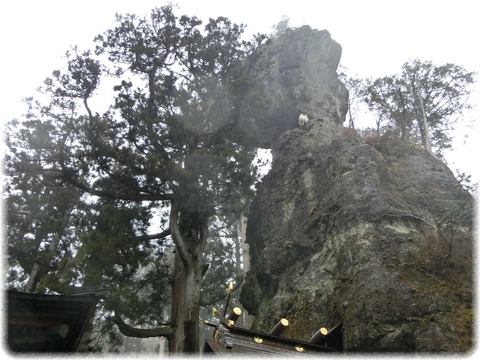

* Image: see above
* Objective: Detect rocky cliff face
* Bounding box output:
[239,27,474,353]
[232,25,348,148]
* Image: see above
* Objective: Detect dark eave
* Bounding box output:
[6,289,107,352]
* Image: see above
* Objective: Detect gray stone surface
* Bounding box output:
[234,24,473,353]
[232,26,348,148]
[240,110,473,353]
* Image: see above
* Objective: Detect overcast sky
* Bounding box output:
[1,0,478,182]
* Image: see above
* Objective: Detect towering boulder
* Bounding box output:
[239,28,474,352]
[232,25,348,148]
[241,121,473,351]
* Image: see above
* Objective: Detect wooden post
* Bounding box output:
[269,318,289,336]
[223,281,233,317]
[227,307,242,326]
[308,327,328,345]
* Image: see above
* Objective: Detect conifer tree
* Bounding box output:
[361,59,475,157]
[5,6,266,353]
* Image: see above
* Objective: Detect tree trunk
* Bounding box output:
[236,211,255,328]
[417,93,433,155]
[169,204,208,353]
[169,247,205,353]
[25,263,42,293]
[347,98,355,129]
[25,205,73,293]
[411,79,433,155]
[236,212,249,273]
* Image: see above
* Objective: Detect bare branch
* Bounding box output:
[112,311,174,338]
[142,229,171,241]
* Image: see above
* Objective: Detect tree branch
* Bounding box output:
[169,201,191,268]
[58,134,173,202]
[112,311,174,339]
[142,229,171,241]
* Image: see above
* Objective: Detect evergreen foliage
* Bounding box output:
[5,5,266,352]
[358,59,475,157]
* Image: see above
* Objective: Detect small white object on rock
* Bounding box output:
[298,113,309,126]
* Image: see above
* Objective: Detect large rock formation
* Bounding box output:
[239,28,474,353]
[232,25,348,148]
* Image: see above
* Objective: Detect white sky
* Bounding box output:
[1,0,478,183]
